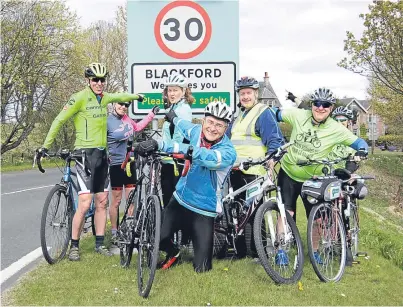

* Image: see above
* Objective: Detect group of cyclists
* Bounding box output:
[37,62,368,273]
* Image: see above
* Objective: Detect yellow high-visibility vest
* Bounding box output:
[231,103,268,175]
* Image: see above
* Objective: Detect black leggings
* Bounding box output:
[277,168,314,221]
[161,163,182,208]
[160,197,214,273]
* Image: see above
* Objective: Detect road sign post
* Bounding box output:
[128,0,239,119]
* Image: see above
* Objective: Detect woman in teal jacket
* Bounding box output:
[161,74,193,208]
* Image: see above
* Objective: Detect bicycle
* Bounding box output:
[34,149,95,264]
[334,167,375,263]
[214,142,305,284]
[117,142,193,298]
[298,156,374,282]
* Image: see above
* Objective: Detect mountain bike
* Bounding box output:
[34,150,95,264]
[214,143,304,284]
[298,156,374,282]
[117,142,193,298]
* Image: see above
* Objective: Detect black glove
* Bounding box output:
[163,96,170,110]
[152,105,160,115]
[137,94,144,102]
[165,109,177,123]
[37,147,48,158]
[286,92,297,102]
[354,149,368,158]
[134,139,159,157]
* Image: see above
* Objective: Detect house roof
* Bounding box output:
[338,97,370,113]
[258,81,280,105]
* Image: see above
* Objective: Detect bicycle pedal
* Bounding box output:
[357,252,368,257]
[352,260,360,265]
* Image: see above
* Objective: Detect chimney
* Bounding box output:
[264,72,269,87]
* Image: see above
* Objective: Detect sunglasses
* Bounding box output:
[91,77,106,83]
[312,101,332,108]
[117,102,130,107]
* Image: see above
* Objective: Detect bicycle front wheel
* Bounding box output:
[307,202,346,282]
[253,201,304,284]
[40,185,72,264]
[349,201,360,258]
[137,195,161,298]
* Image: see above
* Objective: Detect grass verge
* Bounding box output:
[2,153,403,305]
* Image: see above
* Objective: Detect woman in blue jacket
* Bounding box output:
[161,74,194,208]
[135,100,236,273]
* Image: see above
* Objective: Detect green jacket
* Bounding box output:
[43,86,140,149]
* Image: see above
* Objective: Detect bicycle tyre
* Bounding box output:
[349,201,360,258]
[137,195,161,298]
[40,185,72,264]
[307,202,346,282]
[119,188,141,268]
[253,201,304,284]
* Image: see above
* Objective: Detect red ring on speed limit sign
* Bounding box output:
[154,1,212,59]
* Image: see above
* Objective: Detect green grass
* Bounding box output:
[2,152,403,305]
[2,227,403,306]
[1,159,58,173]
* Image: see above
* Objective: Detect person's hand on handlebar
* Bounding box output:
[353,149,368,162]
[134,139,159,157]
[36,147,48,159]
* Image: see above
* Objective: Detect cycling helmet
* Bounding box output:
[235,76,259,92]
[332,106,354,120]
[85,63,108,78]
[310,87,336,104]
[204,100,233,123]
[164,73,187,88]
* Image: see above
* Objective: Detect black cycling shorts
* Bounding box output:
[109,164,137,190]
[75,148,109,194]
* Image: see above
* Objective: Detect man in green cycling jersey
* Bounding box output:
[37,63,144,261]
[273,88,368,265]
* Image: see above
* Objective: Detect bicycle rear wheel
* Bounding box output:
[253,201,304,284]
[307,202,346,282]
[40,185,72,264]
[137,195,161,298]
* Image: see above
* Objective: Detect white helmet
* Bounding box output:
[204,100,233,123]
[310,87,336,104]
[164,73,187,88]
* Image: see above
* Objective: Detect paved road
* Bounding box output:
[1,168,61,270]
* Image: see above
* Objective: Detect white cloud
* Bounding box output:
[65,0,372,104]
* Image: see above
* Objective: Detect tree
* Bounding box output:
[1,0,80,153]
[81,5,128,93]
[369,78,403,135]
[338,1,403,96]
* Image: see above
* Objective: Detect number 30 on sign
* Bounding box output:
[154,1,212,59]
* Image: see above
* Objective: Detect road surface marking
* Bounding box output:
[1,247,42,284]
[1,185,54,196]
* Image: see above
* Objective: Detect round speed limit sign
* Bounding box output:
[154,1,212,59]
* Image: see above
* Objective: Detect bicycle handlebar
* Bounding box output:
[239,142,293,171]
[34,150,85,173]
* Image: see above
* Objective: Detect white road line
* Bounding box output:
[1,185,54,196]
[1,247,43,284]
